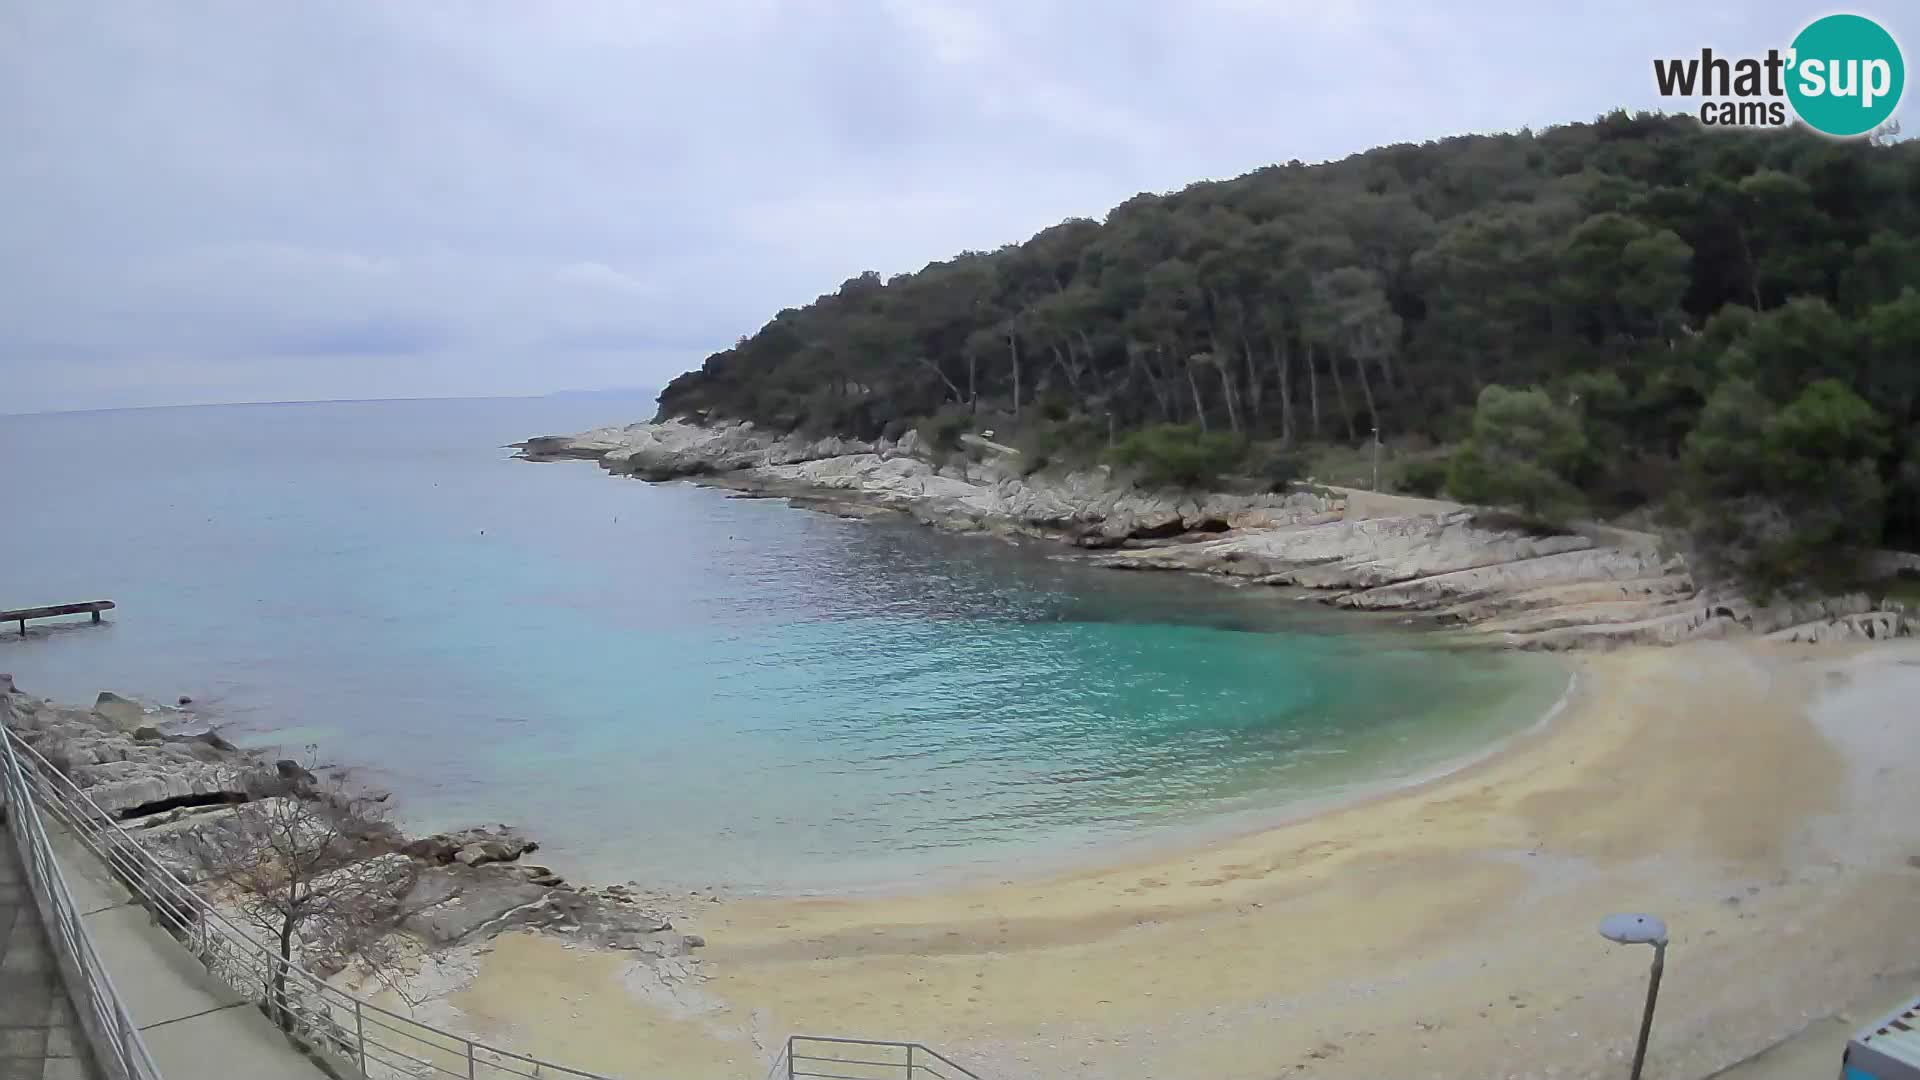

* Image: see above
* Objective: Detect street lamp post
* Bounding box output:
[1599,913,1669,1080]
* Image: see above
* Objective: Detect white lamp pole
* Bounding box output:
[1599,913,1668,1080]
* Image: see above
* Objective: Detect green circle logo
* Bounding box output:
[1787,14,1904,137]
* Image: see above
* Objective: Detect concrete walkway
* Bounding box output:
[47,825,332,1080]
[1709,973,1918,1079]
[0,837,92,1080]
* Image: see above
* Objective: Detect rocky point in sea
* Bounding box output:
[517,416,1918,649]
[0,674,708,980]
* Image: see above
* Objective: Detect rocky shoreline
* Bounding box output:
[518,417,1918,649]
[0,675,709,984]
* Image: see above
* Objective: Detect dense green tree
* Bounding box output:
[1560,213,1693,342]
[652,112,1920,587]
[1109,424,1249,490]
[1682,378,1889,592]
[1447,386,1591,526]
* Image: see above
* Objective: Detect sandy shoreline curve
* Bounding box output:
[704,657,1581,904]
[410,639,1920,1080]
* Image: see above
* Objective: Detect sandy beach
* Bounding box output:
[427,639,1920,1079]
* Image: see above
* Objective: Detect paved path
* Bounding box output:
[0,836,92,1080]
[1709,973,1917,1080]
[47,825,333,1080]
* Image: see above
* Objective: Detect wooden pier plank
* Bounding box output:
[2,600,115,634]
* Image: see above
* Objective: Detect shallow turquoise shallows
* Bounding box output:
[1,398,1565,893]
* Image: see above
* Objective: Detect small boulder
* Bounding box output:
[93,692,148,732]
[1066,515,1133,549]
[514,864,565,887]
[1130,511,1187,540]
[273,759,318,793]
[407,825,537,866]
[190,730,238,752]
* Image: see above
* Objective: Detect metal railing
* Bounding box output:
[3,725,617,1080]
[5,725,989,1080]
[1,723,165,1080]
[779,1036,981,1080]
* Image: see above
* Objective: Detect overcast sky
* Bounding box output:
[0,2,1904,413]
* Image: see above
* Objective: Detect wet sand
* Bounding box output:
[439,640,1920,1079]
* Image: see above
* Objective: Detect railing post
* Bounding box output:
[355,999,367,1075]
[467,1039,477,1079]
[787,1036,796,1080]
[908,1043,916,1080]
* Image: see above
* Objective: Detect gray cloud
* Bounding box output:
[0,0,1896,412]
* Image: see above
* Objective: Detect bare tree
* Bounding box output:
[186,767,417,1030]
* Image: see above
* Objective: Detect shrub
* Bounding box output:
[1015,415,1105,476]
[1108,424,1248,490]
[1395,457,1450,497]
[1680,377,1890,596]
[1446,385,1590,526]
[1247,445,1309,493]
[915,403,974,452]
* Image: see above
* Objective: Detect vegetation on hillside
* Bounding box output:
[657,112,1920,590]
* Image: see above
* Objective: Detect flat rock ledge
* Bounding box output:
[518,418,1918,651]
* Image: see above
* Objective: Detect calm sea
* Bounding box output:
[1,397,1564,893]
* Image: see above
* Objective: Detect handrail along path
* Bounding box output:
[1,720,164,1080]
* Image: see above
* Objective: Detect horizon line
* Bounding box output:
[2,388,660,419]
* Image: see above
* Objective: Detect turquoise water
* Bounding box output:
[1,398,1565,893]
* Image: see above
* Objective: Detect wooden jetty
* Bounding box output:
[3,601,115,636]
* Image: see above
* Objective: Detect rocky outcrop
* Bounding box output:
[5,692,263,816]
[518,418,1341,543]
[1765,610,1918,643]
[92,691,149,732]
[400,865,558,945]
[517,417,1918,651]
[3,679,701,971]
[403,825,540,868]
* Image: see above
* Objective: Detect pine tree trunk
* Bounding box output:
[1353,351,1380,440]
[1186,361,1209,432]
[1328,346,1356,441]
[1051,343,1080,394]
[1307,341,1322,439]
[1217,360,1240,433]
[1240,333,1262,422]
[1008,332,1021,419]
[1076,336,1107,398]
[1133,347,1171,420]
[1152,345,1183,422]
[1271,336,1294,446]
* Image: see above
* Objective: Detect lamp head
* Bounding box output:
[1599,913,1668,946]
